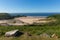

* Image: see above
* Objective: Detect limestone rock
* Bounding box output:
[5,30,23,37]
[40,33,50,38]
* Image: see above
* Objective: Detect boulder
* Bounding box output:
[40,33,50,38]
[51,33,59,40]
[5,30,23,37]
[51,33,58,38]
[24,32,32,36]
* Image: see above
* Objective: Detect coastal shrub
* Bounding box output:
[0,32,5,36]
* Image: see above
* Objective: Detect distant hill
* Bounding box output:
[0,13,13,20]
[0,13,27,20]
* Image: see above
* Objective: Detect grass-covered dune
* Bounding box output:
[47,14,60,25]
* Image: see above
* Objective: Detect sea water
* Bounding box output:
[9,13,60,17]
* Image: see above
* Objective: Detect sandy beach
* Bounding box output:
[0,16,56,26]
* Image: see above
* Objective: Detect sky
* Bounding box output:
[0,0,60,13]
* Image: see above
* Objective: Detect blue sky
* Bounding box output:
[0,0,60,13]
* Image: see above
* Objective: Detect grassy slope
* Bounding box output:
[0,25,60,40]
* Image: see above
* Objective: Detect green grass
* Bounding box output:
[0,25,60,36]
[0,24,60,40]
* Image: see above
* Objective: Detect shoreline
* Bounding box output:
[26,16,47,18]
